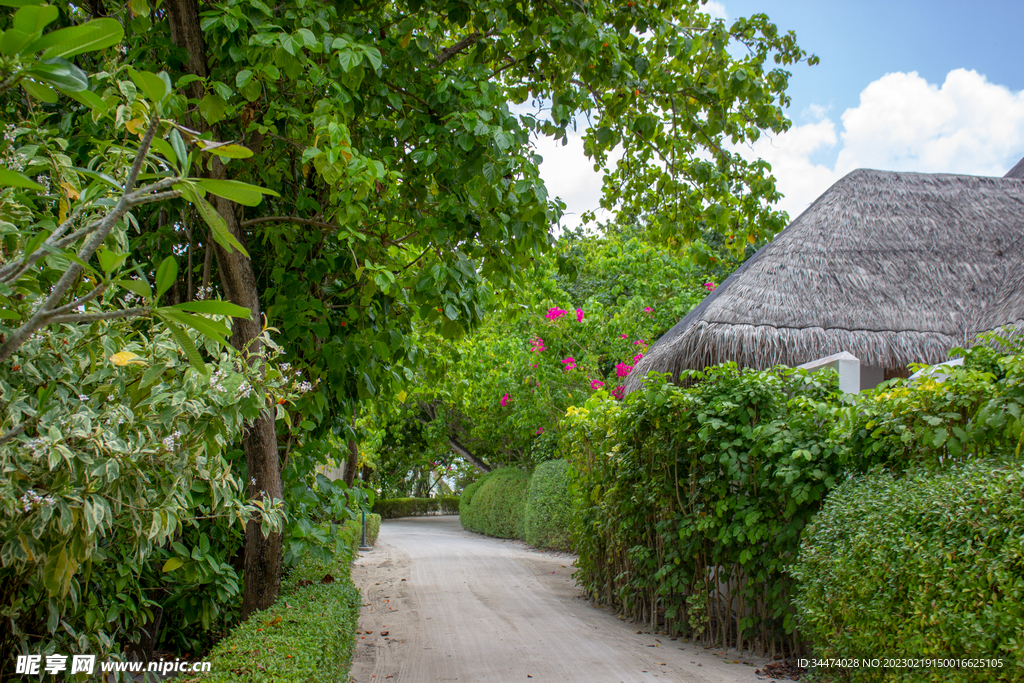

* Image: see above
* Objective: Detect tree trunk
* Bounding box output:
[165,0,282,620]
[211,192,283,619]
[343,438,359,487]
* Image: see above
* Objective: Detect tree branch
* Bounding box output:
[47,307,150,325]
[435,30,496,65]
[448,435,492,473]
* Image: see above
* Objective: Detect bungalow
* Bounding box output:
[624,165,1024,393]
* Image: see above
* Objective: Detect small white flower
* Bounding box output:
[78,394,88,402]
[298,381,312,393]
[19,489,52,513]
[281,363,291,372]
[162,431,182,451]
[251,477,256,487]
[238,381,252,398]
[210,369,227,393]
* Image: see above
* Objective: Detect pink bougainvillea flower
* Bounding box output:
[621,333,628,339]
[704,282,717,292]
[530,336,546,353]
[615,363,633,378]
[561,356,576,371]
[536,427,545,435]
[590,379,605,390]
[633,353,643,362]
[500,393,510,407]
[576,308,584,322]
[633,339,646,345]
[643,306,652,313]
[611,386,625,400]
[545,307,568,321]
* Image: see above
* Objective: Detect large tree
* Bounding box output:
[108,0,811,616]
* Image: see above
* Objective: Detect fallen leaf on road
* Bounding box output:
[380,631,389,636]
[320,574,335,584]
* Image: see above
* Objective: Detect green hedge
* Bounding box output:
[524,460,572,551]
[792,460,1024,682]
[195,521,363,682]
[458,467,531,539]
[349,512,381,545]
[563,366,844,654]
[372,496,459,519]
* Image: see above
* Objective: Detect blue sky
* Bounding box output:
[539,0,1024,227]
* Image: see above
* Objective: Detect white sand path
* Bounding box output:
[349,516,769,683]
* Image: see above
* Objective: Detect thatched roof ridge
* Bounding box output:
[625,168,1024,393]
[1006,156,1024,179]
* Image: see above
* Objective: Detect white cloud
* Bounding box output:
[701,1,728,21]
[537,69,1024,229]
[737,69,1024,218]
[834,69,1024,177]
[534,131,618,232]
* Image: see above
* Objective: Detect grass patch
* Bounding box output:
[185,521,364,683]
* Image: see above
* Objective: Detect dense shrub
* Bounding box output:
[347,513,381,546]
[524,460,572,551]
[198,520,363,682]
[562,338,1024,659]
[792,460,1024,682]
[372,496,459,519]
[834,340,1024,474]
[459,468,531,539]
[564,367,844,654]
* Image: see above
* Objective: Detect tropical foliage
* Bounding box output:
[2,0,817,671]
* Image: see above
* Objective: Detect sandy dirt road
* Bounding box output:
[349,516,768,683]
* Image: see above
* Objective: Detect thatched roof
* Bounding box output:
[625,168,1024,393]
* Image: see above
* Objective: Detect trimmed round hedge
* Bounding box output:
[459,467,531,539]
[524,459,572,551]
[792,460,1024,682]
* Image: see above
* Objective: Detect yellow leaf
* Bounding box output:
[400,32,412,49]
[397,390,408,403]
[747,233,756,244]
[60,182,80,201]
[58,199,68,223]
[125,118,147,135]
[109,351,146,367]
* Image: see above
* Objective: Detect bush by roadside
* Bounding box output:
[189,520,364,683]
[348,512,381,546]
[372,496,459,519]
[458,468,531,539]
[524,460,572,551]
[792,460,1024,682]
